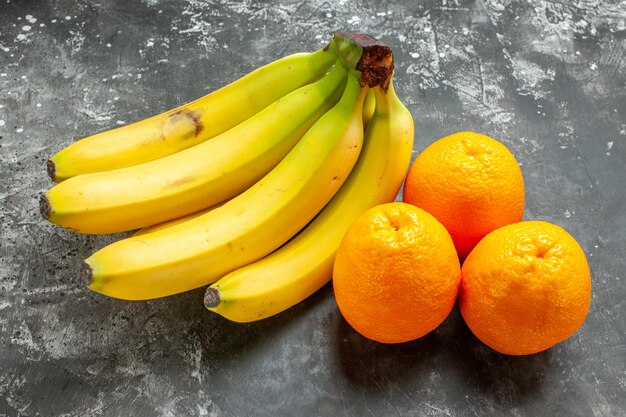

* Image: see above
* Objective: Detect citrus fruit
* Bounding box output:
[403,131,525,259]
[332,202,461,344]
[459,221,592,355]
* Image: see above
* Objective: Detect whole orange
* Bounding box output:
[459,221,592,355]
[333,202,461,344]
[403,131,524,259]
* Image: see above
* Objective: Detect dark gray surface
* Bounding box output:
[1,0,625,416]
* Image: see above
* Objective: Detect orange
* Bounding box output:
[403,131,525,259]
[459,221,592,355]
[332,202,461,344]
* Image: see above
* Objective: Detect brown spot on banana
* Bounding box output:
[162,108,204,141]
[162,176,197,189]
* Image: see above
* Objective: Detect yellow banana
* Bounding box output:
[362,88,376,127]
[204,80,414,322]
[82,73,368,300]
[41,62,348,234]
[48,47,337,181]
[136,86,373,239]
[136,85,373,239]
[131,204,221,237]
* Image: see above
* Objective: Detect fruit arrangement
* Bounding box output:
[333,132,591,355]
[40,32,414,319]
[41,31,591,356]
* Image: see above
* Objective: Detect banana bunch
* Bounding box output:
[40,32,414,322]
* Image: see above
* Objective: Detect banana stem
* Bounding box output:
[332,32,394,91]
[307,46,339,78]
[372,79,398,115]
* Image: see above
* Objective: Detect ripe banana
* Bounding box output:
[82,73,368,300]
[362,88,376,127]
[204,80,414,322]
[136,87,373,238]
[131,204,221,237]
[136,88,372,239]
[41,62,348,234]
[48,47,337,182]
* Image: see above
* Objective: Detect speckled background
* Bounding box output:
[1,0,625,416]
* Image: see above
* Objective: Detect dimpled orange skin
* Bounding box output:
[333,202,461,344]
[403,132,525,259]
[459,221,592,356]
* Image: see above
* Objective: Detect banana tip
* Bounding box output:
[46,159,56,180]
[204,287,220,308]
[39,194,51,220]
[81,262,93,287]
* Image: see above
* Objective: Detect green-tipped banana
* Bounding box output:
[48,46,337,181]
[82,73,368,300]
[204,80,414,322]
[41,62,347,234]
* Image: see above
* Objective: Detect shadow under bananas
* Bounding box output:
[75,275,335,379]
[184,278,337,359]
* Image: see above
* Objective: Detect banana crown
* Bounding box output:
[331,31,394,91]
